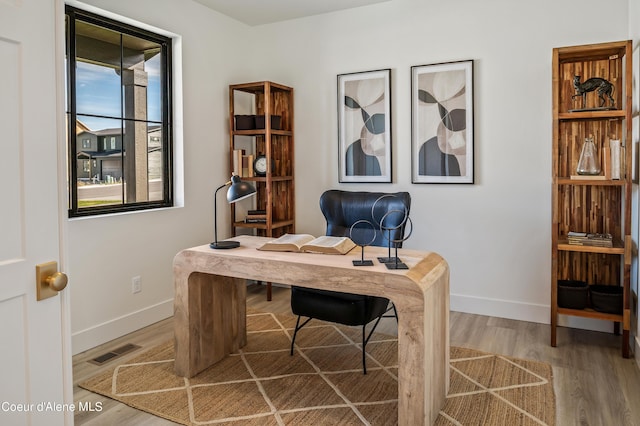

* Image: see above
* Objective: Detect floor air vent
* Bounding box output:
[89,343,141,365]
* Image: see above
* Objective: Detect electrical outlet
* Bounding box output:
[132,276,141,294]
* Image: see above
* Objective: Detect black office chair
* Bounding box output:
[289,190,411,374]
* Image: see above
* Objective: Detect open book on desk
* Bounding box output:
[257,233,356,255]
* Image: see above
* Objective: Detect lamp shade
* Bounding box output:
[227,174,256,203]
[210,175,256,250]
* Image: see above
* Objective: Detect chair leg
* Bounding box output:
[361,314,385,374]
[383,302,398,321]
[290,316,312,356]
[362,326,367,375]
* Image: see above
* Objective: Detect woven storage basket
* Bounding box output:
[557,280,588,309]
[234,115,255,130]
[255,115,281,130]
[589,285,623,314]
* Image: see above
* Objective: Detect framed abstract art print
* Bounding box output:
[411,60,474,183]
[338,69,392,183]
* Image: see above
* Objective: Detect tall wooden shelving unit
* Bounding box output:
[228,81,295,300]
[551,40,632,357]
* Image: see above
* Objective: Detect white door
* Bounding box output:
[0,0,71,425]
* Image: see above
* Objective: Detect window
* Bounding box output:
[66,6,173,217]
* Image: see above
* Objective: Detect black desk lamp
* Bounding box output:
[210,174,256,249]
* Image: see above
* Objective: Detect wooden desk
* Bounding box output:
[173,235,449,425]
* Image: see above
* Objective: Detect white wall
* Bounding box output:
[69,0,635,354]
[244,0,630,329]
[68,0,252,353]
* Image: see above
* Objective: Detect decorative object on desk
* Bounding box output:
[381,213,413,270]
[576,135,601,175]
[371,194,411,267]
[373,195,400,263]
[349,219,376,266]
[257,233,356,254]
[610,137,621,180]
[337,69,392,183]
[411,60,474,184]
[210,175,256,250]
[570,75,616,110]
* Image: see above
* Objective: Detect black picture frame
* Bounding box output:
[337,69,392,183]
[411,60,474,184]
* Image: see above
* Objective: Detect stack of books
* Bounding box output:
[244,209,267,224]
[567,232,613,247]
[232,149,255,177]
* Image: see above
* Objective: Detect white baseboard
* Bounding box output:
[450,293,613,333]
[72,299,173,355]
[71,293,634,360]
[451,293,549,324]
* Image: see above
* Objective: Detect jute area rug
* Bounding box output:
[80,309,555,425]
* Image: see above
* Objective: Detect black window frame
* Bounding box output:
[66,5,173,217]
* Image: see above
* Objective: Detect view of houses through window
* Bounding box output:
[66,6,173,216]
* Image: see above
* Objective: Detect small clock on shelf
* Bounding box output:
[253,155,268,177]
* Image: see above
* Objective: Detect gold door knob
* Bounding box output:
[46,272,68,292]
[36,261,68,301]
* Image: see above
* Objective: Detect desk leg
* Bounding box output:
[174,272,247,377]
[396,274,449,425]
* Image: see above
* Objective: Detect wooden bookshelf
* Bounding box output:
[228,82,295,301]
[551,40,632,358]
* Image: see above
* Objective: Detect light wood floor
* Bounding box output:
[73,285,640,425]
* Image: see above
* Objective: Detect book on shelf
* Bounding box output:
[239,154,254,177]
[232,149,245,176]
[245,209,267,223]
[257,233,356,255]
[569,174,607,180]
[610,138,621,180]
[603,146,611,179]
[566,231,613,247]
[244,217,267,223]
[232,150,257,177]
